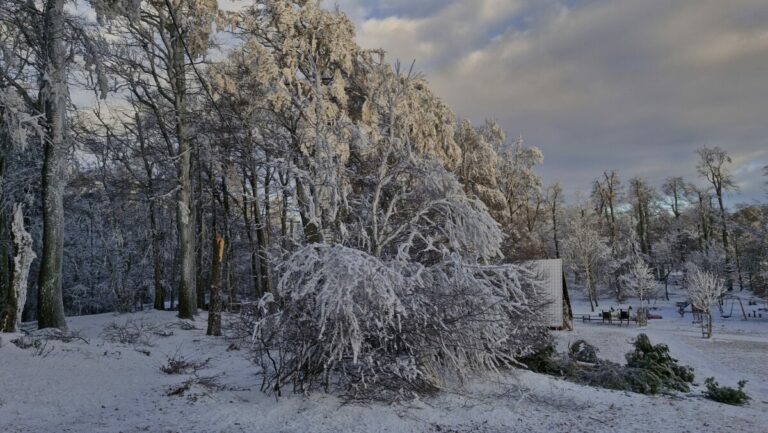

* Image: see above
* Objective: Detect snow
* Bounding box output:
[1,290,767,433]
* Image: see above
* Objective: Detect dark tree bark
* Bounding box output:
[150,202,165,310]
[207,234,223,337]
[240,175,259,296]
[171,27,197,319]
[220,174,235,308]
[0,148,8,314]
[37,0,68,330]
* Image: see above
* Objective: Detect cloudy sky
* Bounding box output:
[329,0,768,204]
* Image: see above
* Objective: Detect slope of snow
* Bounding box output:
[1,294,766,433]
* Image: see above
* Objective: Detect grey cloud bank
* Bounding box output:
[334,0,768,205]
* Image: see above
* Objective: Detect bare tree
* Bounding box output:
[662,176,687,220]
[548,182,564,259]
[564,208,609,311]
[592,170,621,253]
[697,147,736,290]
[629,177,654,255]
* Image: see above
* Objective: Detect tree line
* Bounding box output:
[1,0,767,337]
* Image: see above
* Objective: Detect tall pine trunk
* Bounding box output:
[37,0,68,329]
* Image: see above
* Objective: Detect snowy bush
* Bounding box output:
[704,377,750,405]
[524,334,694,395]
[569,340,598,364]
[624,334,694,392]
[251,244,546,399]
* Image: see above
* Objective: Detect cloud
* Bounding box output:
[335,0,768,204]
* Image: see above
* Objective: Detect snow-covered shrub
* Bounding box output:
[704,377,750,405]
[624,334,694,392]
[252,244,546,399]
[252,244,413,395]
[524,334,694,395]
[102,319,159,346]
[569,340,598,364]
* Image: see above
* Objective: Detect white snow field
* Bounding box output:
[1,292,766,433]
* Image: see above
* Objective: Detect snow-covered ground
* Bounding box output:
[1,289,767,433]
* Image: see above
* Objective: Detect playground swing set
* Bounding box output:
[717,294,748,320]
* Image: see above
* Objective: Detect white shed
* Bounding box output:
[525,259,573,330]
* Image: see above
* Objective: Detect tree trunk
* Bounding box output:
[261,167,273,293]
[1,205,36,332]
[37,0,68,330]
[279,170,289,245]
[0,145,8,314]
[172,29,196,319]
[248,168,270,296]
[195,150,205,309]
[0,205,7,316]
[240,176,259,296]
[150,201,164,310]
[733,237,744,291]
[552,203,560,259]
[295,178,321,243]
[207,234,223,336]
[715,192,733,290]
[221,174,235,308]
[586,270,595,312]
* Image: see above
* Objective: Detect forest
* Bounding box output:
[1,1,768,429]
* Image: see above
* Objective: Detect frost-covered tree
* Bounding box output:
[547,182,564,259]
[622,257,656,326]
[229,0,549,398]
[455,119,506,224]
[592,170,621,253]
[685,264,725,338]
[662,177,687,221]
[697,147,737,290]
[98,0,219,317]
[564,207,610,311]
[629,177,655,255]
[610,226,645,302]
[494,136,547,258]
